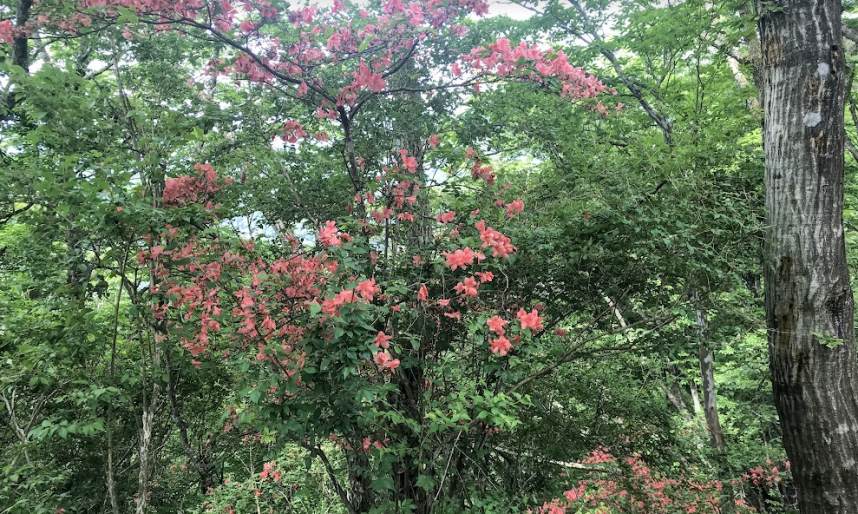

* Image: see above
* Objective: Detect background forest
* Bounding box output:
[0,0,850,512]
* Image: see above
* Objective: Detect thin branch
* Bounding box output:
[0,203,34,225]
[432,430,461,505]
[844,24,858,44]
[306,446,357,514]
[490,446,612,472]
[846,138,858,164]
[506,314,676,396]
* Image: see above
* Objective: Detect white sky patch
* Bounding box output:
[88,59,108,71]
[228,210,268,239]
[487,0,533,20]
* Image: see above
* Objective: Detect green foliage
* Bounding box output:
[0,0,803,512]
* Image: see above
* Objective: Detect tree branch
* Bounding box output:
[306,445,357,514]
[0,202,33,225]
[490,446,612,472]
[506,314,676,396]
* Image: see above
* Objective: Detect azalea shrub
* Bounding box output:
[136,132,557,509]
[534,449,788,514]
[48,0,620,511]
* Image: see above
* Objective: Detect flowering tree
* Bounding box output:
[0,0,793,511]
[134,128,575,512]
[2,0,616,511]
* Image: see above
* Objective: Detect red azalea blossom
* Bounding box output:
[374,331,392,349]
[505,198,524,217]
[487,315,508,335]
[319,220,341,247]
[454,276,479,297]
[517,308,544,332]
[476,271,494,282]
[445,247,476,270]
[399,149,419,173]
[374,351,400,371]
[436,211,456,224]
[355,278,379,300]
[489,336,512,356]
[475,220,517,258]
[0,20,13,44]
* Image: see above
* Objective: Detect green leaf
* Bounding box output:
[814,332,845,349]
[117,6,139,24]
[416,474,436,492]
[359,36,373,52]
[371,476,394,490]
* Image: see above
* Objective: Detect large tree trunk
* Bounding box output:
[757,1,858,511]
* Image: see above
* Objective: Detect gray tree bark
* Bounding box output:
[757,0,858,511]
[689,378,702,415]
[695,306,726,453]
[12,0,32,71]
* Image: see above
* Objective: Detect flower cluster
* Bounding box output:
[535,449,758,514]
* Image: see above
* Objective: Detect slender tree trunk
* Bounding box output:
[757,0,858,511]
[106,251,127,514]
[166,354,217,494]
[695,307,725,452]
[688,379,702,415]
[12,0,32,71]
[346,451,373,513]
[135,388,163,513]
[136,373,159,514]
[136,323,162,514]
[392,363,426,513]
[660,380,689,415]
[106,424,121,514]
[0,0,32,120]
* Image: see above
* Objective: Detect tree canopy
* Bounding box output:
[2,0,852,512]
